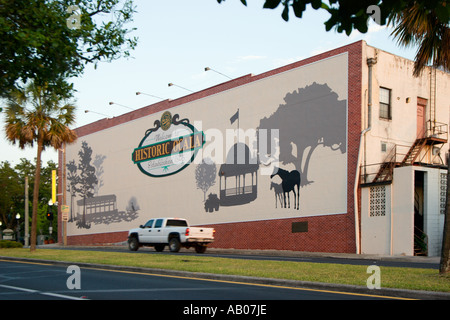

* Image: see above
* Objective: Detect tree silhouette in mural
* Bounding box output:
[92,154,106,196]
[66,159,78,222]
[258,82,347,187]
[66,141,97,228]
[66,141,139,227]
[195,158,216,202]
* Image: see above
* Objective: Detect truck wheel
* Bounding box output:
[128,237,139,251]
[154,244,165,252]
[169,237,181,252]
[195,245,207,253]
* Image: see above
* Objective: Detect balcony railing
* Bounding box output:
[425,120,448,142]
[361,121,448,185]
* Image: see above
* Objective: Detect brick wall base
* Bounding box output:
[66,213,355,253]
[66,231,128,246]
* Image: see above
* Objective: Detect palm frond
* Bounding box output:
[2,80,78,150]
[388,2,450,76]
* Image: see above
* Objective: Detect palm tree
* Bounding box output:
[389,2,450,76]
[3,81,77,251]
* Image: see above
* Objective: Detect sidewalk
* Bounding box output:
[204,247,441,264]
[38,242,441,264]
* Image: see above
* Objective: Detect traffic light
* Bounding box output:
[47,207,54,221]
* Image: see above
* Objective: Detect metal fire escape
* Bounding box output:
[364,67,448,185]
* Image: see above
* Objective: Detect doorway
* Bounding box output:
[414,171,427,255]
[416,98,427,139]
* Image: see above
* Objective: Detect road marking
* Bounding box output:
[0,284,87,300]
[0,258,416,300]
[0,284,37,293]
[0,259,53,266]
[88,267,414,300]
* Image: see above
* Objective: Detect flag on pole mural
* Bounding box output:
[230,109,239,124]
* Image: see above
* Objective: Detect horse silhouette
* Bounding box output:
[270,182,284,208]
[270,167,301,210]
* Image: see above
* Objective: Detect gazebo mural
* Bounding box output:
[218,142,259,206]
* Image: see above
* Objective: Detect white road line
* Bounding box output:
[0,284,37,293]
[0,284,87,300]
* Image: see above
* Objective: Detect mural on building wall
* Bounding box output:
[66,141,139,229]
[258,82,347,209]
[65,53,349,236]
[200,109,261,212]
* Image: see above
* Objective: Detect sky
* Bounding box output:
[0,0,418,167]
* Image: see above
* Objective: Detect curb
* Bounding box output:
[1,255,449,300]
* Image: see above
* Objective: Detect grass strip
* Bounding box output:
[0,248,449,292]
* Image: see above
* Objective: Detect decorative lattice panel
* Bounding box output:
[370,186,386,217]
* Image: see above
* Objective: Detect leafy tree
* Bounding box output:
[3,81,77,251]
[217,0,449,75]
[0,161,22,229]
[0,0,138,96]
[0,159,57,241]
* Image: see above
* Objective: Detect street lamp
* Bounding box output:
[85,110,111,119]
[136,92,165,100]
[204,67,232,79]
[168,83,194,93]
[109,101,135,110]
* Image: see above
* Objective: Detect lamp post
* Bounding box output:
[15,213,20,243]
[48,200,53,237]
[24,176,29,246]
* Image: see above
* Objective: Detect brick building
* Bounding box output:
[58,41,449,256]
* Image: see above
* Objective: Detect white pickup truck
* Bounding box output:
[127,217,215,253]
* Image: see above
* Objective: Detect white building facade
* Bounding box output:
[359,45,449,256]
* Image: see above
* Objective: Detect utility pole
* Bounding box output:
[25,176,29,247]
[63,143,67,246]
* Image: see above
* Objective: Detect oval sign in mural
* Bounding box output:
[132,112,204,177]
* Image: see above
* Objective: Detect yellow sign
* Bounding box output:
[52,170,56,204]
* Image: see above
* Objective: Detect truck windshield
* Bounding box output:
[166,219,188,227]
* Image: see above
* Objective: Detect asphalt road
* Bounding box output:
[0,259,397,303]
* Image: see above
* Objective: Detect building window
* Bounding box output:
[379,87,391,120]
[369,185,386,217]
[441,173,447,215]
